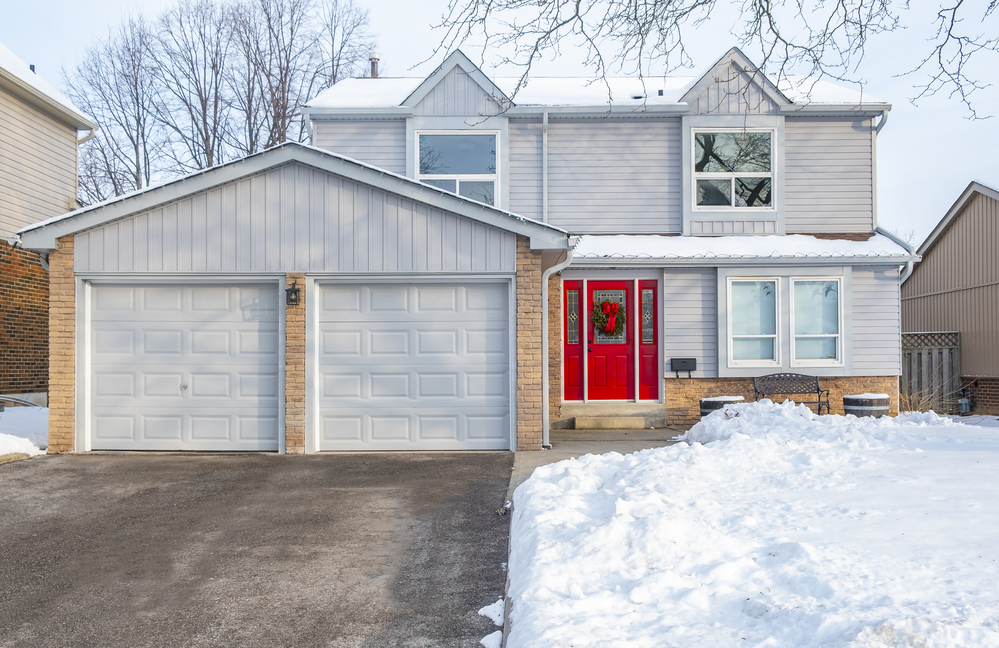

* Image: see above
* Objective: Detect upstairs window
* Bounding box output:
[694,131,772,209]
[418,133,497,206]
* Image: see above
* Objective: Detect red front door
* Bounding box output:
[587,281,634,400]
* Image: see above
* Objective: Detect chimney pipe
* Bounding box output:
[369,52,379,78]
[29,64,35,73]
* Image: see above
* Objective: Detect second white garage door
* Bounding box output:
[316,282,512,450]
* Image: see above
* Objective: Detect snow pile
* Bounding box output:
[0,407,48,456]
[506,400,999,647]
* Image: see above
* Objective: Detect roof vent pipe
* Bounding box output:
[369,52,379,78]
[29,64,35,73]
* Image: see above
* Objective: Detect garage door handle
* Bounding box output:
[181,383,189,391]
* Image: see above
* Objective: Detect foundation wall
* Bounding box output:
[0,242,49,395]
[965,377,999,416]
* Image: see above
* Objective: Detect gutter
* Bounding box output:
[875,109,889,134]
[875,226,918,283]
[541,245,574,449]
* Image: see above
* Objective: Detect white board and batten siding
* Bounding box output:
[852,266,902,376]
[311,120,407,175]
[547,119,681,233]
[74,163,517,275]
[316,282,511,450]
[413,67,504,116]
[785,118,875,234]
[689,62,781,116]
[89,284,281,451]
[662,269,718,377]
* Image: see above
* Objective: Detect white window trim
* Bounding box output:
[727,276,781,368]
[692,128,775,212]
[790,276,844,368]
[415,129,500,208]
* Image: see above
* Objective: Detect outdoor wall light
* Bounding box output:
[285,281,301,306]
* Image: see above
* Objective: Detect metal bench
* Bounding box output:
[753,373,830,414]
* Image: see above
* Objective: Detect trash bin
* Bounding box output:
[843,393,890,418]
[700,396,744,418]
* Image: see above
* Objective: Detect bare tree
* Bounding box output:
[65,16,163,202]
[315,0,375,91]
[435,0,998,117]
[153,0,236,171]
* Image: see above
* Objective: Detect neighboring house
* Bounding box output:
[20,47,917,454]
[0,42,96,404]
[901,181,999,414]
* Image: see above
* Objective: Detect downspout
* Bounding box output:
[78,128,97,145]
[541,245,573,449]
[875,226,915,283]
[875,109,888,134]
[542,111,549,222]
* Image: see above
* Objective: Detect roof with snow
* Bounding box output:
[0,41,96,130]
[571,234,917,266]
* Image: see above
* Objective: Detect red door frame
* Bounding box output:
[563,278,659,402]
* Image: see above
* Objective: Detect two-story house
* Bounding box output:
[1,42,96,404]
[19,47,916,454]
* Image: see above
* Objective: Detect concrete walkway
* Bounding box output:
[507,427,689,501]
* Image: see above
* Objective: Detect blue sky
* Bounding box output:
[3,0,997,245]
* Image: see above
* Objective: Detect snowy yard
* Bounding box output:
[505,401,999,647]
[0,406,47,456]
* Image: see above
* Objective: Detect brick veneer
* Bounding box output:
[964,377,999,415]
[547,272,563,423]
[0,241,49,394]
[516,236,544,451]
[666,375,900,426]
[284,274,306,453]
[47,237,75,453]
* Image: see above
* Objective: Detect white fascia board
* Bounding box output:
[305,107,413,119]
[506,104,689,117]
[19,143,568,250]
[572,255,919,268]
[916,181,999,256]
[0,70,97,131]
[780,104,891,118]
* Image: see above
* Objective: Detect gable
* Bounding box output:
[73,162,517,274]
[413,66,504,116]
[688,60,781,115]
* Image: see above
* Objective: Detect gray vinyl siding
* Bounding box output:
[690,62,780,115]
[547,119,681,233]
[690,220,777,235]
[852,266,902,376]
[508,120,543,221]
[0,88,79,237]
[663,268,717,377]
[311,120,406,175]
[74,163,516,274]
[413,67,503,116]
[901,192,999,376]
[784,118,875,233]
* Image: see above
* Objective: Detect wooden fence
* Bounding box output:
[901,332,961,413]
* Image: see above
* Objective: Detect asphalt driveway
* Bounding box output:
[0,452,513,648]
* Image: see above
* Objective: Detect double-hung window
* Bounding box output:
[694,130,773,209]
[417,132,497,206]
[729,279,778,365]
[792,278,841,364]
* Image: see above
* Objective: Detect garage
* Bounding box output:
[89,283,281,451]
[315,281,512,450]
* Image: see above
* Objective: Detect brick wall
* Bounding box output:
[666,375,900,426]
[284,274,306,453]
[48,237,75,453]
[516,236,543,451]
[547,272,562,423]
[0,241,49,394]
[965,377,999,415]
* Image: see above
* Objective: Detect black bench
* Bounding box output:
[753,373,830,415]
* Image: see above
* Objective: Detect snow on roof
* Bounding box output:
[573,234,911,261]
[307,74,884,110]
[0,41,93,127]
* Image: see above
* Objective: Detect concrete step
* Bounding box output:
[574,416,649,430]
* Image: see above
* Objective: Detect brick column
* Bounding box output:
[48,237,76,453]
[0,242,49,394]
[547,272,563,423]
[516,237,543,451]
[284,274,306,453]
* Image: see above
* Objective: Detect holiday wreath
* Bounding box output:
[592,299,626,337]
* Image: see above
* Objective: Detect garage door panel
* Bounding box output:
[319,410,510,450]
[318,323,508,362]
[319,367,509,406]
[90,284,280,452]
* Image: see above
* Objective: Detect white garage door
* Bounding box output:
[316,282,511,450]
[89,284,281,451]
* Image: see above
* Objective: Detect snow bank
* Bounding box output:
[0,407,48,455]
[506,400,999,647]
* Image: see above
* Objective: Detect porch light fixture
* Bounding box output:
[285,281,301,306]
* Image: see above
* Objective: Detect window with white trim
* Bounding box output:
[694,130,773,209]
[729,279,778,365]
[792,278,841,364]
[417,132,497,206]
